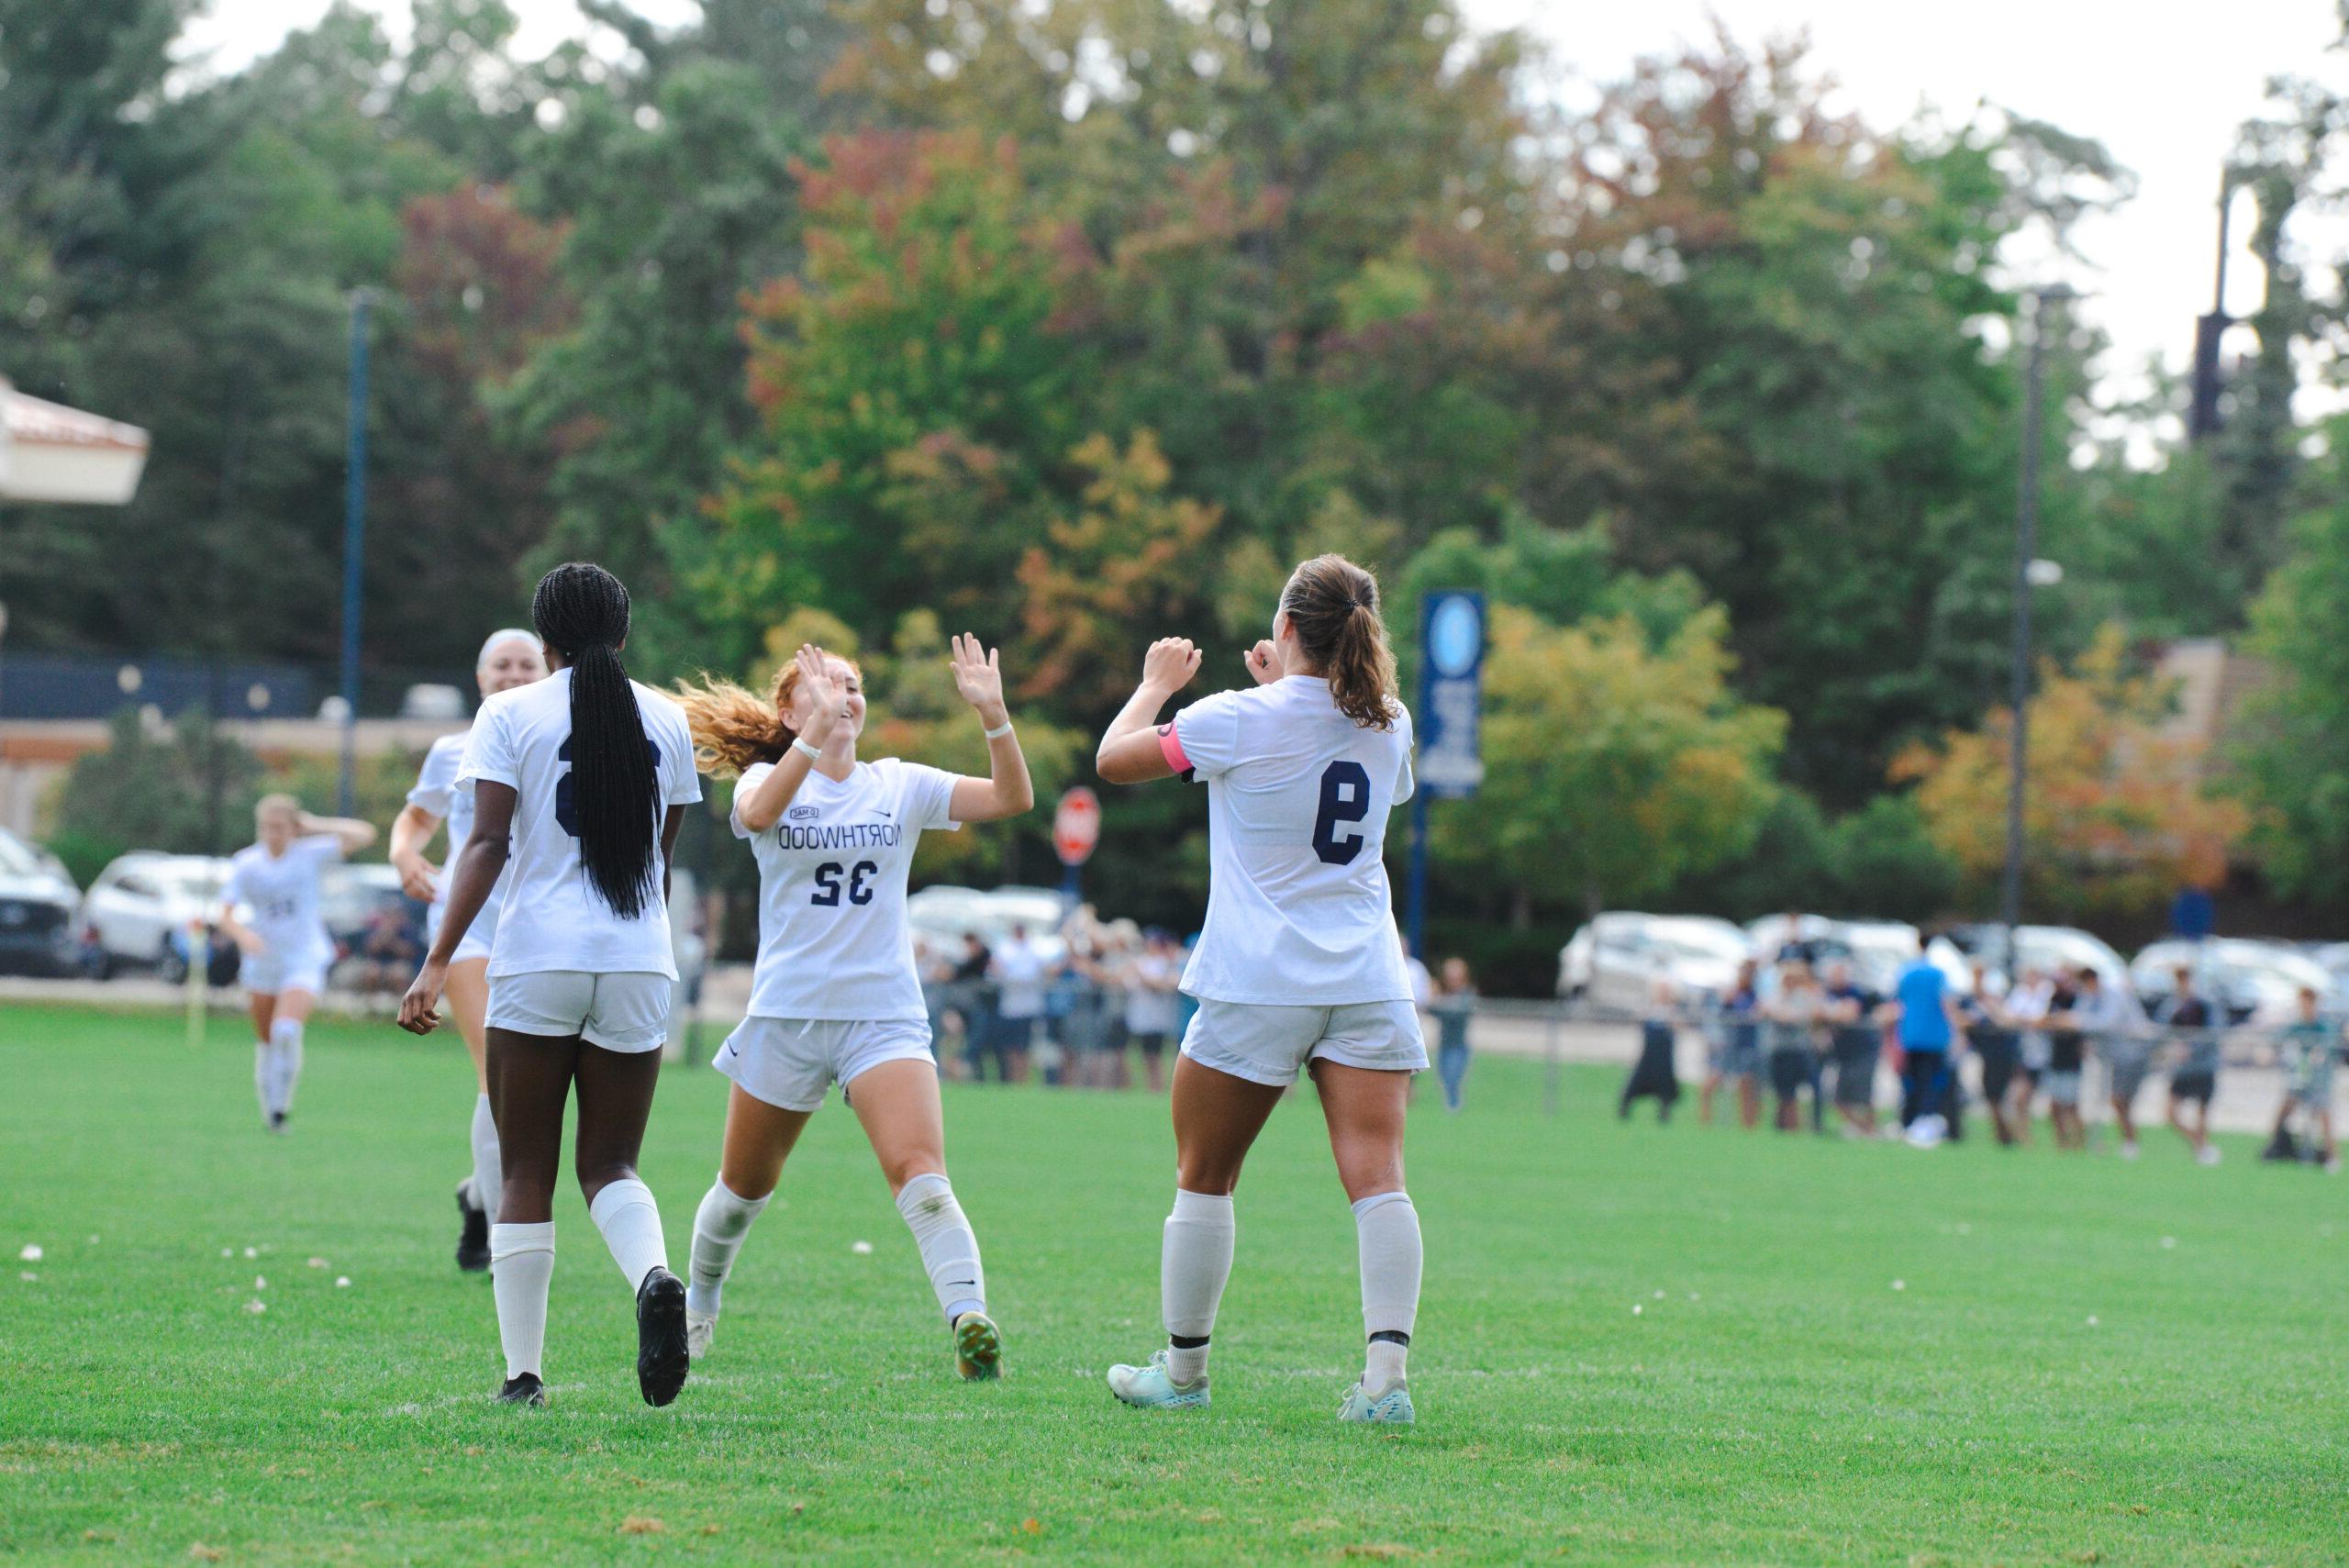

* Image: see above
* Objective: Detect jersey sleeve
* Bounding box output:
[406,736,461,817]
[457,700,518,790]
[1168,689,1243,783]
[897,762,963,833]
[730,763,774,840]
[219,858,249,911]
[658,704,704,807]
[1391,706,1416,805]
[301,833,346,870]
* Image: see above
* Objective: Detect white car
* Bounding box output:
[77,852,237,981]
[1557,913,1750,1011]
[2132,938,2332,1026]
[907,884,1068,963]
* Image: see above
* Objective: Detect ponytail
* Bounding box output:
[532,562,659,919]
[673,654,861,778]
[1280,554,1398,730]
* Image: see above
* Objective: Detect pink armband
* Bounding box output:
[1157,721,1191,774]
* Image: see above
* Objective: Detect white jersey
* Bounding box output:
[408,728,515,929]
[224,836,341,959]
[456,668,702,980]
[735,756,961,1021]
[1166,675,1415,1006]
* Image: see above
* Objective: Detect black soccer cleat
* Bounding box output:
[495,1373,547,1407]
[455,1184,491,1273]
[635,1266,690,1407]
[267,1110,287,1135]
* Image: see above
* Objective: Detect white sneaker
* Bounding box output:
[1107,1349,1210,1410]
[685,1308,716,1360]
[2120,1140,2141,1161]
[2196,1143,2222,1166]
[1337,1378,1415,1425]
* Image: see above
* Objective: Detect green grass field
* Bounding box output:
[4,1001,2343,1566]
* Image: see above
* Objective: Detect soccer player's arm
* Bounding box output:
[299,812,378,859]
[734,646,837,834]
[944,632,1033,823]
[1097,639,1206,784]
[391,744,454,901]
[215,864,264,957]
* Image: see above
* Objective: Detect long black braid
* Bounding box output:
[531,562,659,919]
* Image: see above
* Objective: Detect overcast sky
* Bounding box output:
[184,0,2346,421]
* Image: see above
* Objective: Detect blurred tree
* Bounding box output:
[1431,603,1785,925]
[1894,626,2250,922]
[705,128,1088,669]
[2235,425,2349,909]
[48,709,260,880]
[505,58,815,673]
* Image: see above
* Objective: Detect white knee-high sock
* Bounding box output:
[490,1221,555,1381]
[469,1095,502,1220]
[687,1179,771,1318]
[1353,1190,1421,1395]
[895,1173,985,1323]
[267,1018,305,1116]
[1162,1189,1235,1385]
[588,1177,669,1292]
[253,1043,273,1119]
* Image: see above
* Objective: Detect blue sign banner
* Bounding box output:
[1417,591,1484,799]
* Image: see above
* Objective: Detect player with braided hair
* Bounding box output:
[398,562,704,1411]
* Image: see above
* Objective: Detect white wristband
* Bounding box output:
[984,719,1014,740]
[792,737,823,762]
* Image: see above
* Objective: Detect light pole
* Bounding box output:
[2000,285,2076,962]
[337,288,372,817]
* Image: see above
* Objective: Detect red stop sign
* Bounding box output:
[1053,786,1101,866]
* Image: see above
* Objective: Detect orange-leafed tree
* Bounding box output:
[1892,627,2250,922]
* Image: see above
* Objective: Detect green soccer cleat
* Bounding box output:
[1337,1380,1414,1425]
[1106,1349,1209,1410]
[954,1311,1003,1381]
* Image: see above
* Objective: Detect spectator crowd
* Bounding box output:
[1680,931,2341,1172]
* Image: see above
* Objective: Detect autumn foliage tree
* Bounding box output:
[1431,604,1786,925]
[1894,628,2250,922]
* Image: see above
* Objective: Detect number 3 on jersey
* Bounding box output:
[1312,761,1372,866]
[812,862,877,907]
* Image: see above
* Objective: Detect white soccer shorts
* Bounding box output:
[713,1017,937,1113]
[486,970,673,1053]
[1180,998,1428,1087]
[241,943,332,998]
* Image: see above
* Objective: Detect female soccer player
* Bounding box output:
[217,795,376,1132]
[1093,553,1426,1426]
[390,628,549,1271]
[397,562,705,1411]
[672,635,1033,1380]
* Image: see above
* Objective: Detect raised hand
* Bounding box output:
[950,633,1007,719]
[1244,639,1284,685]
[796,643,844,742]
[1141,638,1204,695]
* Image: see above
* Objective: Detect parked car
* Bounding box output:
[2132,938,2333,1027]
[77,852,239,984]
[1943,923,2132,995]
[1557,913,1750,1011]
[0,827,83,976]
[907,884,1070,962]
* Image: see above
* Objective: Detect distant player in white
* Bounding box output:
[1094,554,1427,1425]
[398,562,704,1411]
[672,636,1034,1381]
[217,795,376,1133]
[388,628,548,1272]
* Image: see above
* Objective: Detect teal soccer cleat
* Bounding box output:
[1106,1349,1210,1410]
[1337,1380,1414,1425]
